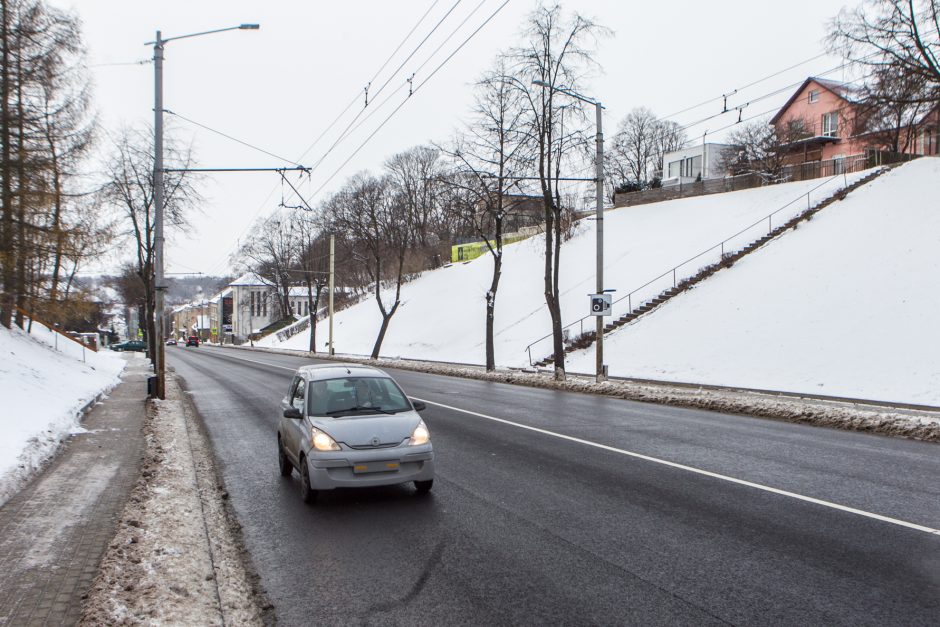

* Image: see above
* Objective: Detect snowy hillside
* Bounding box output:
[264,171,873,367]
[567,158,940,405]
[0,323,126,505]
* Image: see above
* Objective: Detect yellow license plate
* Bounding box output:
[353,461,400,474]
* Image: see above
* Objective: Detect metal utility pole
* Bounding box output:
[153,31,166,399]
[593,100,606,383]
[533,80,607,383]
[147,23,258,399]
[328,234,335,355]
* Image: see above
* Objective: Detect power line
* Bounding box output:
[303,0,511,204]
[306,0,465,177]
[319,0,490,161]
[218,0,499,276]
[165,109,305,166]
[202,0,447,275]
[663,51,830,119]
[668,54,877,138]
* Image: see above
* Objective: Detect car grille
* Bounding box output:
[346,442,400,450]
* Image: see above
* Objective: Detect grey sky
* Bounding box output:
[61,0,852,277]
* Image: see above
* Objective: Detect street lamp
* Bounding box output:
[148,23,259,399]
[532,80,607,383]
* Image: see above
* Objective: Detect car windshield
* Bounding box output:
[307,376,412,417]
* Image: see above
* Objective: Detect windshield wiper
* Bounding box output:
[325,405,397,416]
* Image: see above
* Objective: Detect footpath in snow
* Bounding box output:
[567,158,940,406]
[261,171,872,368]
[0,322,126,506]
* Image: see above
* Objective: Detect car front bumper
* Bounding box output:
[305,444,434,490]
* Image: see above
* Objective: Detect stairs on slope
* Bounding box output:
[532,167,890,367]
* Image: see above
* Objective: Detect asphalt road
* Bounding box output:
[168,345,940,626]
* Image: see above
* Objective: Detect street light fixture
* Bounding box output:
[149,23,259,399]
[532,79,607,383]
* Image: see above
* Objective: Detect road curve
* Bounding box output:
[168,345,940,626]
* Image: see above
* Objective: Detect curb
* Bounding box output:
[208,344,940,443]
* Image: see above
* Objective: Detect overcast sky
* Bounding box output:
[58,0,853,277]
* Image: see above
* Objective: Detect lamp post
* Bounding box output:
[532,80,606,383]
[148,23,259,399]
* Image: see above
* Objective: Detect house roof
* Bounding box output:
[769,77,856,125]
[229,272,272,287]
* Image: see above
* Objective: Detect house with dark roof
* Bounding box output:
[769,77,938,164]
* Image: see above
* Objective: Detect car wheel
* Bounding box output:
[277,437,292,477]
[299,458,317,504]
[414,479,433,495]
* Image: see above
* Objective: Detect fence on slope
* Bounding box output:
[525,166,892,367]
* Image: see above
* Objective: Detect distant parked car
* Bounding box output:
[110,340,146,352]
[186,336,200,347]
[165,338,177,346]
[277,364,434,504]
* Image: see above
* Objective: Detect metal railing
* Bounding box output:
[16,306,97,362]
[524,168,877,366]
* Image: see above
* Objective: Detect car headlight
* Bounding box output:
[311,427,340,451]
[408,420,430,446]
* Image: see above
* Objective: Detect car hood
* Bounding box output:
[309,412,421,447]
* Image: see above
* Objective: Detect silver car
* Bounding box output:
[277,364,434,503]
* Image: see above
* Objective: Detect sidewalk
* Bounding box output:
[0,356,149,626]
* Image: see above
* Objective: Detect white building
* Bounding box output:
[662,143,734,187]
[229,272,278,341]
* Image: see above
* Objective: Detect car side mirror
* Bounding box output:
[411,399,426,412]
[283,407,303,419]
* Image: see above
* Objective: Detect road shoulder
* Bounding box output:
[214,344,940,443]
[81,370,269,625]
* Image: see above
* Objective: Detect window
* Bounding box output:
[307,376,411,416]
[822,112,838,138]
[787,119,806,138]
[808,89,819,103]
[680,156,702,178]
[249,291,256,317]
[290,377,306,413]
[262,295,267,317]
[667,160,681,178]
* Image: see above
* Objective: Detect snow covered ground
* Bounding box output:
[263,170,872,368]
[566,158,940,406]
[0,323,126,506]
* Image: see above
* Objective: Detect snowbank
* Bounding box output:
[219,344,940,442]
[81,374,266,625]
[262,170,873,370]
[566,159,940,406]
[0,324,126,506]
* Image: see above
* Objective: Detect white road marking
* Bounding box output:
[199,350,297,372]
[413,397,940,537]
[195,350,940,537]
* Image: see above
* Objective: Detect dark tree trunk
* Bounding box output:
[485,251,501,371]
[13,49,26,329]
[0,0,12,329]
[371,310,396,360]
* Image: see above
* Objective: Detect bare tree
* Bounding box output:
[103,125,200,360]
[513,2,608,380]
[853,65,933,151]
[722,118,802,181]
[329,173,413,359]
[238,214,297,322]
[649,119,686,183]
[385,145,445,255]
[440,61,529,370]
[290,208,329,352]
[609,107,658,189]
[829,0,940,93]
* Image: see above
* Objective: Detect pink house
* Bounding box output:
[770,77,938,164]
